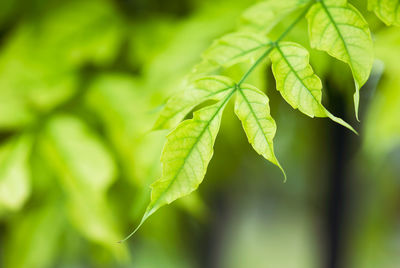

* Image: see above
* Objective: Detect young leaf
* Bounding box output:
[240,0,309,33]
[122,91,233,241]
[368,0,400,26]
[202,32,271,68]
[235,84,285,179]
[306,0,374,119]
[154,76,236,130]
[270,42,356,133]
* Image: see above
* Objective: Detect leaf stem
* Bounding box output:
[237,1,314,86]
[237,45,274,86]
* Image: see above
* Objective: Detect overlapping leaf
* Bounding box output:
[270,42,356,133]
[154,76,235,130]
[369,0,400,26]
[41,115,127,256]
[126,0,378,239]
[240,0,309,33]
[306,0,374,119]
[125,91,233,240]
[202,32,271,68]
[235,84,285,179]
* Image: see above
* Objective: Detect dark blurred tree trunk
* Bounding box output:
[324,80,357,268]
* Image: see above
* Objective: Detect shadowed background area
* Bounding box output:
[0,0,399,267]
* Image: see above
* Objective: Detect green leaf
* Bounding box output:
[235,84,285,179]
[154,76,236,130]
[5,201,64,268]
[44,115,116,192]
[122,91,233,241]
[368,0,400,26]
[270,42,356,133]
[41,115,127,257]
[0,135,32,211]
[202,32,271,68]
[240,0,309,33]
[306,0,374,120]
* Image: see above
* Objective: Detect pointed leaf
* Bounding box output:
[240,0,309,33]
[151,97,230,215]
[368,0,400,26]
[123,92,233,240]
[270,42,356,133]
[306,0,374,119]
[235,84,285,179]
[202,32,271,68]
[154,76,235,130]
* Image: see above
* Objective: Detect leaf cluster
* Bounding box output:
[126,0,400,239]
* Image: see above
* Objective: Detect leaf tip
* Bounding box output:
[325,109,358,135]
[117,207,155,243]
[275,160,287,183]
[353,90,360,122]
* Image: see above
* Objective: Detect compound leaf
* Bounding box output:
[306,0,374,119]
[235,84,285,179]
[124,93,232,241]
[270,42,356,133]
[368,0,400,26]
[202,32,271,68]
[154,76,235,130]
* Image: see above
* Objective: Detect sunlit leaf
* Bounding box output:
[306,0,374,119]
[240,0,308,33]
[0,135,32,211]
[368,0,400,26]
[154,76,235,130]
[0,0,123,113]
[270,42,356,133]
[148,97,230,218]
[86,74,157,185]
[44,115,116,192]
[235,84,285,178]
[202,32,271,68]
[41,115,127,257]
[123,92,233,240]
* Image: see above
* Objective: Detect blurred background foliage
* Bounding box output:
[0,0,399,267]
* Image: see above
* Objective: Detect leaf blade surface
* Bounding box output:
[307,0,373,119]
[270,42,356,133]
[235,84,285,178]
[154,76,235,130]
[202,32,271,68]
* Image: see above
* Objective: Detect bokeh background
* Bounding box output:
[0,0,399,267]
